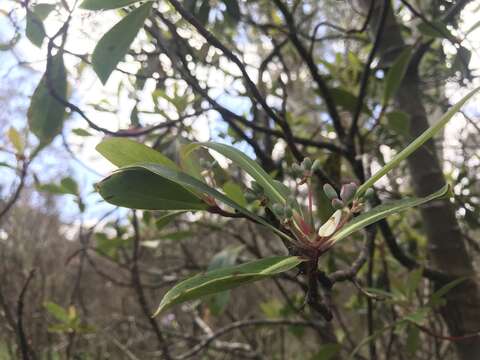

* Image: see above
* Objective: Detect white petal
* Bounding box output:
[318,210,342,237]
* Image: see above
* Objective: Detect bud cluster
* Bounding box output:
[323,182,358,210]
[289,157,322,178]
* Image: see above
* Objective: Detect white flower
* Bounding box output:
[318,210,342,237]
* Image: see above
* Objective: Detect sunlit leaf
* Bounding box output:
[91,2,152,84]
[7,127,24,153]
[153,256,305,316]
[96,138,178,170]
[28,52,67,145]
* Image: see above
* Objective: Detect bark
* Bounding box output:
[358,1,480,358]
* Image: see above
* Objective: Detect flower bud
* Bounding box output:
[340,182,357,204]
[331,198,344,210]
[311,159,322,173]
[364,188,375,200]
[272,203,285,217]
[301,157,312,170]
[323,183,338,200]
[245,190,257,203]
[291,163,303,177]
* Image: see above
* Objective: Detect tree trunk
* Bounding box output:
[359,1,480,358]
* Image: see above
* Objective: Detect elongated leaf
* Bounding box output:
[153,256,304,316]
[7,127,24,153]
[224,0,240,22]
[28,53,67,145]
[80,0,144,10]
[332,184,449,243]
[97,168,207,211]
[96,138,177,169]
[92,2,152,84]
[357,87,480,197]
[100,163,295,242]
[383,47,412,106]
[183,142,286,205]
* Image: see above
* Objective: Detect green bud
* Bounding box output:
[245,190,257,203]
[291,163,303,177]
[272,203,285,217]
[323,183,338,200]
[340,182,358,204]
[311,159,322,173]
[301,157,312,170]
[331,198,344,210]
[284,207,293,218]
[364,188,375,200]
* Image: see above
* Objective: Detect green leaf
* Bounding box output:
[72,128,92,137]
[25,4,55,47]
[7,127,24,153]
[80,0,145,10]
[223,181,247,207]
[153,256,305,316]
[91,2,152,84]
[205,245,244,315]
[224,0,240,22]
[134,163,294,241]
[183,142,287,205]
[383,47,412,106]
[357,87,480,197]
[197,0,211,26]
[332,184,450,243]
[96,138,178,170]
[44,302,69,323]
[60,177,79,195]
[418,20,452,39]
[428,277,467,307]
[386,111,410,137]
[28,53,67,145]
[96,168,208,211]
[155,211,185,230]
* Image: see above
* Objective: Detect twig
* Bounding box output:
[17,269,36,360]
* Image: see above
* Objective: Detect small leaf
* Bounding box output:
[153,256,305,316]
[357,87,480,197]
[25,4,55,47]
[7,127,24,153]
[72,128,92,137]
[383,47,412,106]
[80,0,145,10]
[310,344,341,360]
[418,20,452,39]
[91,2,152,84]
[332,184,450,243]
[44,302,69,323]
[96,138,178,170]
[60,177,79,195]
[329,87,371,115]
[428,277,467,307]
[28,52,67,145]
[155,211,185,230]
